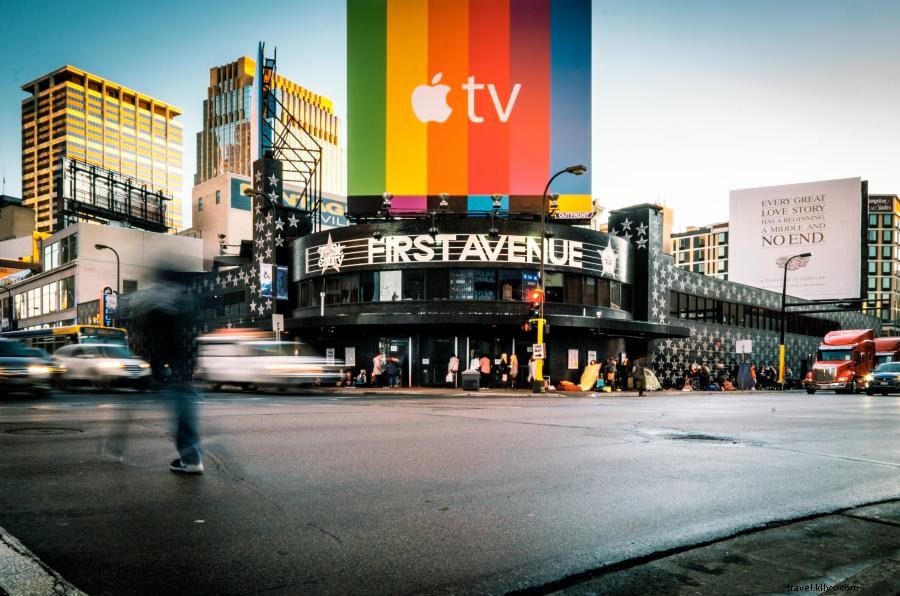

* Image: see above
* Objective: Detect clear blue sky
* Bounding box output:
[1,0,898,230]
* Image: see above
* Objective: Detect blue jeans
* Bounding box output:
[167,383,202,465]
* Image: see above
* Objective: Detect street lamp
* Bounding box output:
[533,164,587,393]
[778,252,812,385]
[94,244,120,295]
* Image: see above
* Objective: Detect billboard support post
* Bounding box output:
[779,252,812,385]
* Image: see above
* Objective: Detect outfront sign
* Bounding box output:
[299,230,631,283]
[728,178,862,300]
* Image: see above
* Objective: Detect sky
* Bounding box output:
[1,0,899,232]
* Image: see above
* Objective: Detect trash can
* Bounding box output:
[461,371,480,391]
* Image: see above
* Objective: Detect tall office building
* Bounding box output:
[864,194,900,335]
[21,65,184,232]
[671,222,730,280]
[194,56,344,196]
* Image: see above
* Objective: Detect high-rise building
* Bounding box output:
[670,223,730,279]
[194,56,344,197]
[21,65,184,233]
[864,194,900,335]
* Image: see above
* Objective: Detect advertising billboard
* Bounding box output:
[347,0,591,219]
[728,178,863,300]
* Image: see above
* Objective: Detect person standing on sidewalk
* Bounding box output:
[509,353,519,389]
[447,354,460,387]
[479,354,491,388]
[372,351,385,388]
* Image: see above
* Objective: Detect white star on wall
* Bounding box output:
[268,173,279,187]
[620,217,633,232]
[288,214,299,228]
[275,217,284,231]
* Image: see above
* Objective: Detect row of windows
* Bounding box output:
[297,269,633,312]
[867,229,895,243]
[43,234,78,271]
[669,291,839,337]
[868,213,896,228]
[11,276,76,319]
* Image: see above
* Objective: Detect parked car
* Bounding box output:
[195,333,342,391]
[53,343,151,391]
[865,361,900,396]
[0,338,53,397]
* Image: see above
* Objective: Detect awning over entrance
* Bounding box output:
[289,303,690,340]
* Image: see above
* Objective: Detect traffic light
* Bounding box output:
[528,288,544,320]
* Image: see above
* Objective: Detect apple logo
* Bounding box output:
[411,72,452,123]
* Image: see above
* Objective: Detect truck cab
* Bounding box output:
[874,337,900,367]
[804,329,875,394]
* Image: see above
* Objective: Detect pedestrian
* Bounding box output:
[386,357,400,388]
[355,369,368,387]
[479,354,492,388]
[509,353,519,389]
[497,353,510,389]
[447,354,460,387]
[605,358,616,390]
[128,267,203,474]
[631,359,645,397]
[372,351,384,387]
[527,355,537,387]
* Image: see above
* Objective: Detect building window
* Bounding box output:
[198,197,203,212]
[883,277,892,291]
[883,229,893,243]
[868,230,878,242]
[868,277,877,290]
[869,214,878,227]
[882,261,892,275]
[215,190,221,205]
[123,279,138,293]
[883,214,893,228]
[717,232,728,244]
[883,246,892,259]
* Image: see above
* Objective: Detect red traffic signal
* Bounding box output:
[528,288,544,307]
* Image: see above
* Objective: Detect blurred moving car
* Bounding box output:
[54,343,151,391]
[195,332,342,390]
[865,361,900,396]
[0,338,53,397]
[25,347,67,387]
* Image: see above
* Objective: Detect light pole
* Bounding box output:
[533,164,587,393]
[94,244,120,295]
[95,244,121,328]
[778,252,812,385]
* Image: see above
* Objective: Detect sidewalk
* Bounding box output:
[539,500,900,595]
[319,385,803,398]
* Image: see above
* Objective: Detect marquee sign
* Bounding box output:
[299,231,631,283]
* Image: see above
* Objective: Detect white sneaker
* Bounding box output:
[169,458,204,474]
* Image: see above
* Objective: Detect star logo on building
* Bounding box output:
[599,243,618,277]
[268,173,279,187]
[316,234,345,274]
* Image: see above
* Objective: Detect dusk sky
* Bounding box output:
[1,0,898,231]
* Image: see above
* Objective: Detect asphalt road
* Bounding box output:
[0,389,898,595]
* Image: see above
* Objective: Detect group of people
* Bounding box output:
[676,362,795,391]
[370,351,404,387]
[458,353,522,389]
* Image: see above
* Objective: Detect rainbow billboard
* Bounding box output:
[347,0,591,219]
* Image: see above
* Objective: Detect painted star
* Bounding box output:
[622,231,633,242]
[265,299,273,310]
[275,217,284,231]
[265,247,272,260]
[636,237,648,249]
[275,236,284,247]
[250,282,258,294]
[249,300,257,313]
[265,212,273,225]
[255,202,263,214]
[636,222,648,237]
[288,213,299,228]
[268,173,279,187]
[265,231,273,241]
[268,191,279,203]
[620,217,633,232]
[255,238,264,249]
[255,220,265,232]
[254,171,262,184]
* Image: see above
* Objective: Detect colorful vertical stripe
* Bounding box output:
[348,0,591,211]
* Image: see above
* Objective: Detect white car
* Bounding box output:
[195,336,342,391]
[54,343,151,391]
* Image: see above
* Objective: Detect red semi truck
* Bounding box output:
[874,337,900,366]
[804,329,875,394]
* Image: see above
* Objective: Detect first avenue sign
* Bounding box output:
[302,233,630,282]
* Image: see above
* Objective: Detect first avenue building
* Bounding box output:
[178,159,873,388]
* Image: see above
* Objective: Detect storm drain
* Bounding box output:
[5,427,83,436]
